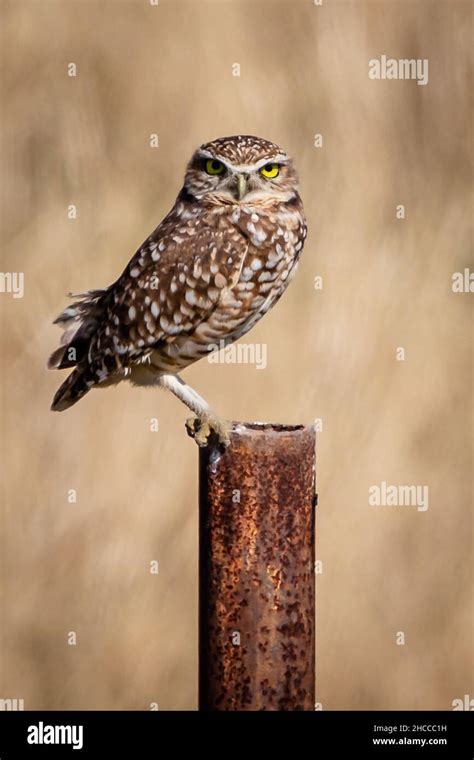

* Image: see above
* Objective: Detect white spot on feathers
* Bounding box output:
[214,273,227,288]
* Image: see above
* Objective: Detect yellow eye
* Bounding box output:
[260,163,279,179]
[206,159,225,175]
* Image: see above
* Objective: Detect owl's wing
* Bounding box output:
[49,204,249,410]
[87,210,249,370]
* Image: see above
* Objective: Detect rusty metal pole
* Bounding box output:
[197,422,316,711]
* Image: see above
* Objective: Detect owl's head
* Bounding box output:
[183,135,299,204]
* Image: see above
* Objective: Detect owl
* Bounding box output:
[48,135,307,445]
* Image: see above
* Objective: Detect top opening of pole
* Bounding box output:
[231,422,310,434]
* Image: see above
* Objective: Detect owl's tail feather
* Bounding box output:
[49,290,108,410]
[51,367,92,412]
[47,289,106,371]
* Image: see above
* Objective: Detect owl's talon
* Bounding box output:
[186,414,231,448]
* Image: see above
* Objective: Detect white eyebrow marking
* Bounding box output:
[196,149,216,160]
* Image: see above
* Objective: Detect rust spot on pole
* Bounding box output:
[198,422,316,711]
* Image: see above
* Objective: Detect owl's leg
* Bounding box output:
[157,373,231,447]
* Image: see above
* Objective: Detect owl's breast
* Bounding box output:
[146,198,307,372]
[202,200,307,345]
[232,199,306,302]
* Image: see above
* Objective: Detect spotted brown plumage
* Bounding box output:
[49,135,307,444]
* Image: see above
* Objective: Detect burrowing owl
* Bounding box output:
[49,135,307,445]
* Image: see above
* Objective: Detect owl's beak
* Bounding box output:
[236,173,249,200]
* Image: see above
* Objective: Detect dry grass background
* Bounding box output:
[0,0,472,710]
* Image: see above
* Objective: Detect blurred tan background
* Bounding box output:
[0,0,472,710]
